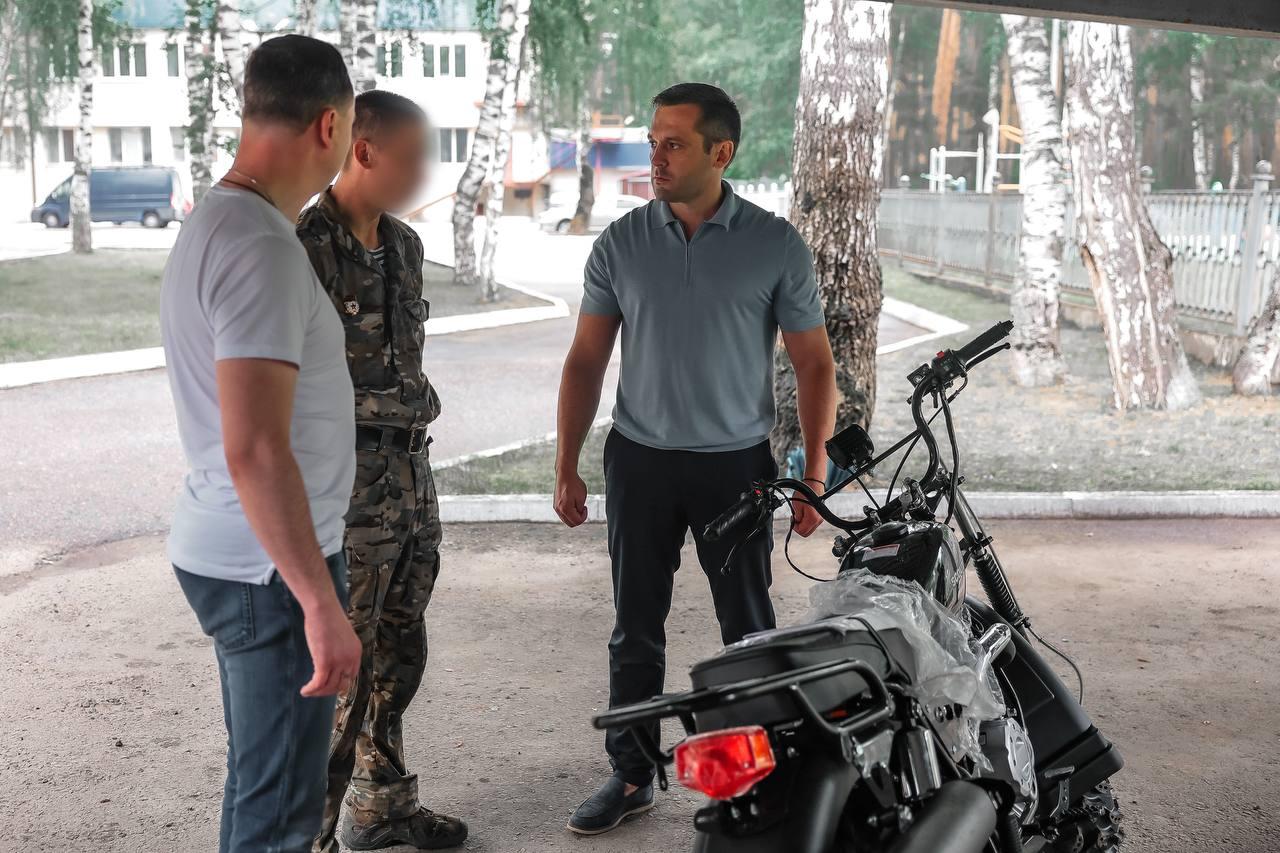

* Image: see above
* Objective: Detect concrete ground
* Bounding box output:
[0,518,1276,852]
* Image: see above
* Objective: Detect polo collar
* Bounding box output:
[648,180,738,231]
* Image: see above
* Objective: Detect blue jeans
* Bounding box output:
[175,555,348,853]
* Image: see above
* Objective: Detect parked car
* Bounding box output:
[31,166,191,229]
[538,193,648,233]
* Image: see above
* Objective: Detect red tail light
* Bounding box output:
[673,726,776,800]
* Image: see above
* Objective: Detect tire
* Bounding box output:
[1046,781,1124,853]
[41,212,62,229]
[555,219,572,234]
[141,211,163,228]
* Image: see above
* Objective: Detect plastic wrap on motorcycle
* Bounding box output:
[966,596,1124,818]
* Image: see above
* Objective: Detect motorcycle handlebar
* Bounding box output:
[702,488,767,542]
[954,319,1014,367]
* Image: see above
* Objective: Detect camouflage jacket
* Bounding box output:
[297,190,442,430]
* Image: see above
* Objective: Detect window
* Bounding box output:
[109,128,123,163]
[117,44,131,76]
[171,127,186,161]
[166,42,180,76]
[454,45,465,77]
[103,43,146,78]
[62,129,74,162]
[43,129,59,163]
[423,44,434,77]
[142,128,153,164]
[390,42,402,77]
[438,128,469,163]
[438,45,449,76]
[102,46,115,76]
[133,43,147,76]
[0,128,19,166]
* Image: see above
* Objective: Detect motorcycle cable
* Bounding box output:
[887,376,968,505]
[1025,622,1085,704]
[938,389,961,526]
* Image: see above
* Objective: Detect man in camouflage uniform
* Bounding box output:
[297,90,467,852]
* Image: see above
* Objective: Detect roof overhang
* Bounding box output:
[891,0,1280,39]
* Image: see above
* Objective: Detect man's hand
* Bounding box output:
[555,469,589,527]
[791,490,823,537]
[300,596,362,697]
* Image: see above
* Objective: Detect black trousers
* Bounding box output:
[603,428,778,785]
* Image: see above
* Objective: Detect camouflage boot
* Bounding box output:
[340,806,468,851]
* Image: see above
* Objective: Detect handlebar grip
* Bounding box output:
[703,488,765,542]
[954,319,1014,365]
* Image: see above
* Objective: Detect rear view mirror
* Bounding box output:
[826,423,875,471]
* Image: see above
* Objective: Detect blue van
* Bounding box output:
[31,166,190,229]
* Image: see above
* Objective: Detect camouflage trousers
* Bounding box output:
[313,446,442,853]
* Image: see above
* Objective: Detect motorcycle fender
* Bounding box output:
[693,753,859,853]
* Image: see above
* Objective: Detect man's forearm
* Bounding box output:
[556,361,606,476]
[795,363,838,482]
[228,443,341,613]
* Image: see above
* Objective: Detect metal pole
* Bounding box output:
[1237,160,1274,334]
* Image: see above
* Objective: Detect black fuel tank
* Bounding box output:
[840,521,966,612]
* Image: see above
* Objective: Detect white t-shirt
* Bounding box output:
[160,185,356,584]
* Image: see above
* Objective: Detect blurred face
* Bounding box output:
[349,118,431,213]
[649,103,734,203]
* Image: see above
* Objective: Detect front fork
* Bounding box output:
[948,486,1029,632]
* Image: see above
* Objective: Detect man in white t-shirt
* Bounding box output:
[159,35,361,853]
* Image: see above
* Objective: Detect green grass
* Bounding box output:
[436,268,1280,494]
[0,253,549,363]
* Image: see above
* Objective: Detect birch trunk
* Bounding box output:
[774,0,890,463]
[340,0,377,91]
[1189,48,1209,191]
[0,2,18,138]
[479,34,528,301]
[294,0,317,36]
[451,0,530,289]
[71,0,94,253]
[567,103,594,235]
[1065,22,1200,411]
[1002,13,1067,385]
[217,0,246,109]
[185,0,217,202]
[1232,267,1280,395]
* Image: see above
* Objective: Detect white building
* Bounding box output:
[0,0,527,224]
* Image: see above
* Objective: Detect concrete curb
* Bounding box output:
[438,490,1280,523]
[877,296,970,355]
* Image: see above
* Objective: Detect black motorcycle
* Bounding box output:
[593,320,1124,853]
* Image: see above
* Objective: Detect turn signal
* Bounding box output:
[673,726,776,800]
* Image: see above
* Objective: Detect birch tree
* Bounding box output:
[340,0,378,92]
[1065,21,1200,411]
[1232,268,1280,395]
[479,37,527,301]
[1188,41,1210,191]
[217,0,245,109]
[70,0,93,253]
[451,0,531,289]
[567,100,594,234]
[185,0,218,202]
[774,0,889,460]
[294,0,317,36]
[1002,13,1066,385]
[0,2,18,138]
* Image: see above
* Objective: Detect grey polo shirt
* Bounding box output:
[581,182,824,452]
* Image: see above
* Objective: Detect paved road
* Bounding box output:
[1,518,1275,851]
[0,216,925,572]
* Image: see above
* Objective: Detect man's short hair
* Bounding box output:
[242,35,353,131]
[353,90,429,143]
[652,83,741,159]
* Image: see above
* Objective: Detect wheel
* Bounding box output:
[1046,781,1124,853]
[555,218,572,234]
[42,212,62,229]
[141,211,163,228]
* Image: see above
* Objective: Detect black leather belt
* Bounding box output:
[355,424,431,455]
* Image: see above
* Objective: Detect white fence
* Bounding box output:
[733,171,1280,337]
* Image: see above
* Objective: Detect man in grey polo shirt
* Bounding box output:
[555,82,838,834]
[160,36,361,852]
